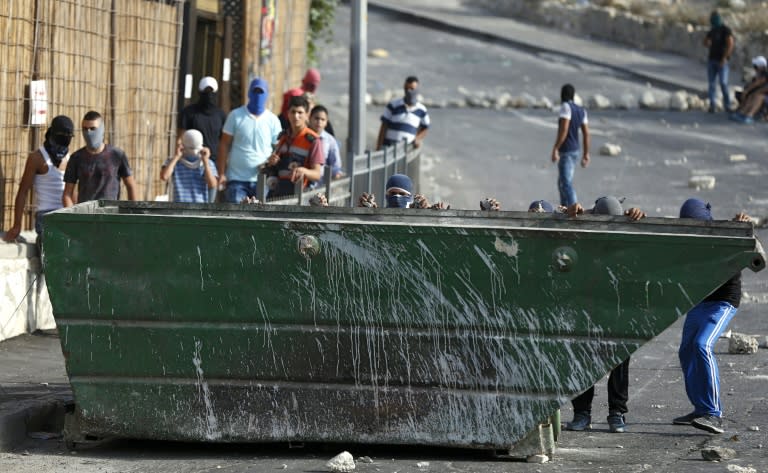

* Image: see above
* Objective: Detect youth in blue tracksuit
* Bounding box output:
[675,198,752,433]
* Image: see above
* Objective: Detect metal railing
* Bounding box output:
[259,139,421,207]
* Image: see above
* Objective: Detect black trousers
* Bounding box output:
[571,357,630,414]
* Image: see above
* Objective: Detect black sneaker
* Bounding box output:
[672,412,701,425]
[565,411,592,431]
[607,413,626,433]
[691,415,724,434]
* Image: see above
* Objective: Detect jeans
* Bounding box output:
[679,300,737,417]
[707,60,730,111]
[571,358,630,415]
[557,150,579,207]
[223,180,259,204]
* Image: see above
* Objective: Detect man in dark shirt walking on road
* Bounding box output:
[704,10,734,113]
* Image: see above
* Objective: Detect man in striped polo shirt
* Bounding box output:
[376,76,430,150]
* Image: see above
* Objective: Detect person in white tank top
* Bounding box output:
[3,115,74,242]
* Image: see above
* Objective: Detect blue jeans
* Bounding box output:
[707,60,730,111]
[223,180,259,203]
[557,150,579,207]
[679,300,737,417]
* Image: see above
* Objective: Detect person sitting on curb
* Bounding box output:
[565,196,645,434]
[672,198,752,434]
[730,55,768,124]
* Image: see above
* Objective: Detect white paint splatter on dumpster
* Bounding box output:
[192,339,220,440]
[86,267,91,310]
[493,237,518,257]
[197,246,205,291]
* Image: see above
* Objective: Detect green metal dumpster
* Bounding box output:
[42,201,765,451]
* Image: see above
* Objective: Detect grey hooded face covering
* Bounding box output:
[83,122,105,150]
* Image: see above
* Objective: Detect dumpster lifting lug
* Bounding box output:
[297,235,320,259]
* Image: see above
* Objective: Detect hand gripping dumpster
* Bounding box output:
[42,201,765,456]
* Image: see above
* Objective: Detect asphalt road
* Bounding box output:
[4,4,768,472]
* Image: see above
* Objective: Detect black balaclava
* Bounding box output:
[43,115,75,167]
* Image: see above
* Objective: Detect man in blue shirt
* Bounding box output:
[216,77,282,203]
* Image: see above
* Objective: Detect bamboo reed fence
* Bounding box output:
[1,0,311,232]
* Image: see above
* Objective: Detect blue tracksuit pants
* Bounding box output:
[678,300,737,417]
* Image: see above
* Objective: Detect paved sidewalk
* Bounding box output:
[0,331,70,451]
[368,0,707,94]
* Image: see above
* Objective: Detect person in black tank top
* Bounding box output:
[703,11,734,112]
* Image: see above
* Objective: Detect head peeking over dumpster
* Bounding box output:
[385,174,414,208]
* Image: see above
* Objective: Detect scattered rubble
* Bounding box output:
[748,426,760,432]
[728,333,759,354]
[357,456,373,464]
[599,143,622,157]
[416,461,430,468]
[688,175,716,190]
[729,154,748,162]
[326,451,355,472]
[701,446,737,461]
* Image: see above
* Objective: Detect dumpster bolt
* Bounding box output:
[553,246,578,272]
[297,235,320,259]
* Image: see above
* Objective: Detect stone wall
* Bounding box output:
[473,0,768,79]
[0,238,54,343]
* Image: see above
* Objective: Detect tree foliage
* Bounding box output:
[308,0,338,65]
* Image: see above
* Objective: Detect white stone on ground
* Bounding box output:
[688,175,716,190]
[368,48,389,58]
[728,332,759,354]
[639,90,657,109]
[599,143,622,156]
[589,94,611,109]
[326,451,355,472]
[669,91,689,111]
[729,154,747,162]
[701,446,736,461]
[618,93,636,109]
[527,454,549,463]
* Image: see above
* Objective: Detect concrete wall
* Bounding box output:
[0,237,54,343]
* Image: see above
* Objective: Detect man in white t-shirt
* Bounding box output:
[550,83,590,207]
